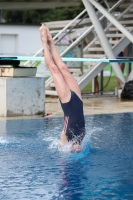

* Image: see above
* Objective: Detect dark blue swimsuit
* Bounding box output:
[60,91,85,144]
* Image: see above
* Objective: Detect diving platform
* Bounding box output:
[0,57,44,117]
[0,77,45,117]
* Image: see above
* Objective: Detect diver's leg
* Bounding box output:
[46,26,82,100]
[60,130,68,146]
[40,24,70,145]
[39,24,71,103]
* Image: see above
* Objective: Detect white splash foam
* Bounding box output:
[43,137,60,150]
[59,143,72,153]
[43,128,94,155]
[49,139,60,149]
[0,137,9,144]
[43,137,57,142]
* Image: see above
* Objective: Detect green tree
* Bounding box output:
[2,3,85,24]
[2,0,118,24]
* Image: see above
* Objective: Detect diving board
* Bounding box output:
[1,56,133,63]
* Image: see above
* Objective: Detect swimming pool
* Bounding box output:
[0,113,133,200]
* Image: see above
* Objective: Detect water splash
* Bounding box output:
[43,137,60,149]
[66,132,90,161]
[0,137,9,144]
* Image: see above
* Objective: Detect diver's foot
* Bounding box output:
[39,24,48,43]
[46,27,53,44]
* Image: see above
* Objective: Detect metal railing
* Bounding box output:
[59,0,124,57]
[24,8,87,66]
[24,0,123,67]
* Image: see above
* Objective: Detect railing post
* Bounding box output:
[100,70,103,95]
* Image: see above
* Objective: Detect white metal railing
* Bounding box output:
[83,1,133,53]
[89,0,133,43]
[24,0,124,72]
[59,0,124,57]
[24,8,87,66]
[24,0,122,67]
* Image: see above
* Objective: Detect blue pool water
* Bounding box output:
[0,113,133,200]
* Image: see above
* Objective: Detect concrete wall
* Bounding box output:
[0,24,42,55]
[0,78,6,116]
[0,77,45,117]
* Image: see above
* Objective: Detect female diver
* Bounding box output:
[39,24,85,152]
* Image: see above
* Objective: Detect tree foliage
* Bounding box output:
[2,3,85,24]
[2,0,119,24]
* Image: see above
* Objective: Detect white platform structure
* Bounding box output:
[24,0,133,96]
[0,77,45,117]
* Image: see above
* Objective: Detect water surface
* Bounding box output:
[0,113,133,199]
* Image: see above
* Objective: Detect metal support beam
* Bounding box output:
[104,0,110,9]
[127,67,133,82]
[82,0,125,85]
[88,0,133,43]
[60,0,124,56]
